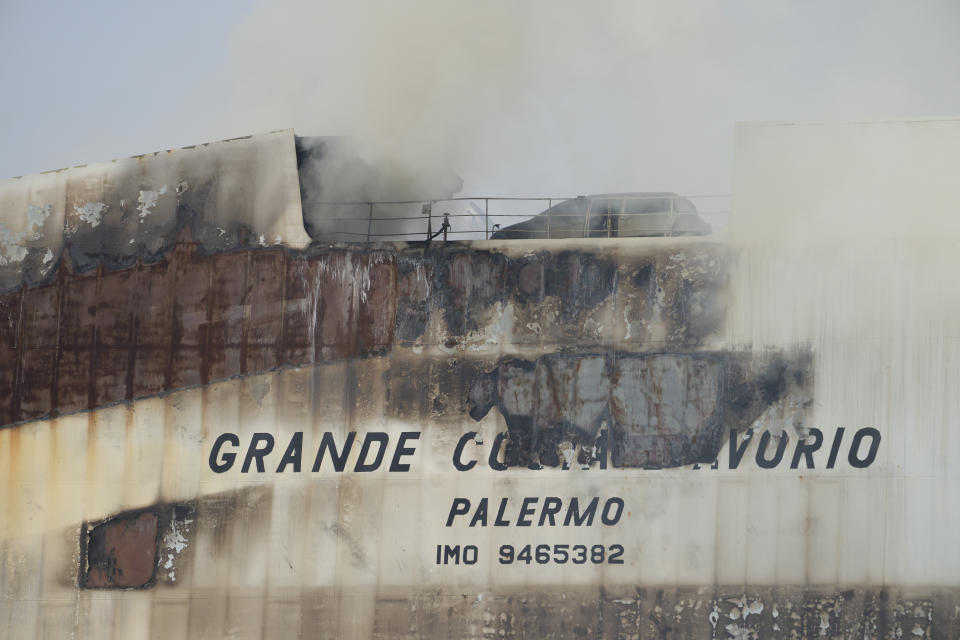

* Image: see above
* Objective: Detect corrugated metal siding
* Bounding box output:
[0,242,727,428]
[5,118,960,638]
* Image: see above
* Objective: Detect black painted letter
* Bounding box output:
[209,433,239,473]
[849,427,881,468]
[453,432,478,471]
[241,433,275,473]
[389,432,420,472]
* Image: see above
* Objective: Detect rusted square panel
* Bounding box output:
[281,258,318,366]
[246,251,285,372]
[394,257,433,344]
[207,253,247,380]
[59,273,98,348]
[170,255,210,389]
[83,510,159,588]
[0,347,15,425]
[356,254,397,355]
[134,261,174,348]
[56,348,92,414]
[17,347,55,421]
[170,345,203,389]
[0,290,21,350]
[610,354,722,468]
[132,262,174,398]
[96,269,136,347]
[94,347,131,406]
[132,346,169,398]
[20,284,58,349]
[172,257,211,349]
[0,290,19,424]
[317,252,358,360]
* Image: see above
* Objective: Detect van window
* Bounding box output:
[619,196,675,236]
[543,199,587,237]
[623,196,674,215]
[588,199,621,238]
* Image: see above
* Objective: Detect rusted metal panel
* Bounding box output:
[356,253,397,355]
[465,351,810,469]
[132,260,175,397]
[246,250,286,372]
[56,267,99,413]
[170,242,212,389]
[0,289,21,425]
[83,510,159,588]
[394,255,434,344]
[0,241,735,428]
[316,252,360,361]
[207,252,249,381]
[16,282,58,421]
[281,255,319,366]
[94,267,137,406]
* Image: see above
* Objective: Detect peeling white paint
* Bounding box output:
[26,204,51,238]
[560,442,577,467]
[74,202,107,227]
[137,184,168,219]
[161,515,191,585]
[164,517,191,553]
[0,223,28,265]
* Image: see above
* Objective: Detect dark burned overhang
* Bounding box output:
[0,130,470,292]
[0,130,311,292]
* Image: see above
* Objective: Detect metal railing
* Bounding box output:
[301,194,730,242]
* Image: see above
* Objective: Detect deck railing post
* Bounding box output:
[366,203,374,241]
[546,199,552,239]
[485,198,489,240]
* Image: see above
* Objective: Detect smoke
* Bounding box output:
[5,0,959,199]
[293,135,464,240]
[216,0,728,198]
[205,0,960,235]
[723,119,960,586]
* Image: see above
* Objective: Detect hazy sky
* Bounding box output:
[2,0,959,196]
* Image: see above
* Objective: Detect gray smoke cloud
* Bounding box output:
[212,0,960,203]
[216,0,731,200]
[3,0,959,211]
